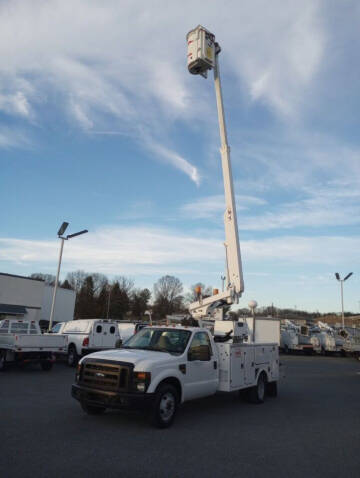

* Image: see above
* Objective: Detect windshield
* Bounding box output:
[123,328,191,355]
[51,323,61,333]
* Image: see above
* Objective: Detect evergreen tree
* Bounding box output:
[76,275,96,318]
[131,288,151,319]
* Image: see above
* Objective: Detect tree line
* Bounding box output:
[30,271,192,320]
[30,272,352,321]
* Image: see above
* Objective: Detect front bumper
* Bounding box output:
[71,384,155,410]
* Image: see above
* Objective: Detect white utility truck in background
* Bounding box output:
[58,319,123,366]
[0,318,67,371]
[71,26,281,428]
[280,320,320,355]
[310,322,337,355]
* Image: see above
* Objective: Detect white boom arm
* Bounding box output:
[187,27,244,319]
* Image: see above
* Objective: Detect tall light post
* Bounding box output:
[48,222,88,331]
[335,272,353,329]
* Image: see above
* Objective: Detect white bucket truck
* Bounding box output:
[280,320,320,354]
[71,26,280,427]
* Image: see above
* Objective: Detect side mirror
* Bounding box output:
[188,346,211,361]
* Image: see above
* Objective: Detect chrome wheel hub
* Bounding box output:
[159,392,175,421]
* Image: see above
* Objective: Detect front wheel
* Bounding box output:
[81,402,106,415]
[266,381,278,397]
[151,384,178,428]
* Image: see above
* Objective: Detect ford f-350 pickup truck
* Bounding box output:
[72,324,279,427]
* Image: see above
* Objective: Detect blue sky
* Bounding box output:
[1,0,360,313]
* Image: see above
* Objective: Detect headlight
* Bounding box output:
[133,371,151,392]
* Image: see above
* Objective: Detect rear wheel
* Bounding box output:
[81,402,106,415]
[151,384,178,428]
[248,373,266,404]
[0,350,6,371]
[41,360,53,371]
[266,381,278,397]
[67,345,78,367]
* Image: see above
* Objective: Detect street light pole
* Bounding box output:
[48,237,65,332]
[335,272,353,329]
[48,223,88,332]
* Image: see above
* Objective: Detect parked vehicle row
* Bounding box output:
[280,320,360,357]
[0,318,144,371]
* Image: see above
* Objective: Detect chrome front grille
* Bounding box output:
[80,360,132,392]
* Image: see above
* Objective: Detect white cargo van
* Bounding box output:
[60,319,122,366]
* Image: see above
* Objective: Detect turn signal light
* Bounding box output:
[135,372,147,380]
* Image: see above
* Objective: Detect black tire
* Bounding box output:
[248,373,266,404]
[266,381,278,397]
[284,345,289,355]
[67,345,78,367]
[151,384,178,428]
[41,360,53,371]
[0,350,6,372]
[81,402,106,415]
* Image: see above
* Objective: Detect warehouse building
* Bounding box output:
[0,272,76,326]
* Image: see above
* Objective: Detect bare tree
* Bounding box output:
[153,275,183,317]
[65,270,88,294]
[30,273,56,285]
[91,273,108,296]
[114,276,134,295]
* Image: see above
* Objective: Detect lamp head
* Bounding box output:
[57,222,69,237]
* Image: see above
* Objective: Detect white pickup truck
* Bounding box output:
[58,319,123,366]
[0,318,67,371]
[72,323,280,428]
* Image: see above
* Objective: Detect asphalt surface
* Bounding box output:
[1,355,360,478]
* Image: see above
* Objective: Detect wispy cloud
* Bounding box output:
[145,139,200,185]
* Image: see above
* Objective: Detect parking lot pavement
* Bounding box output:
[1,355,360,478]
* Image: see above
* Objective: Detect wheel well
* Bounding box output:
[157,377,182,402]
[257,369,268,383]
[68,343,76,351]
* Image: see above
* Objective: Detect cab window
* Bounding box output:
[188,332,212,361]
[96,325,102,333]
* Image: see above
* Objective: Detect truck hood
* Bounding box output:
[81,348,179,369]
